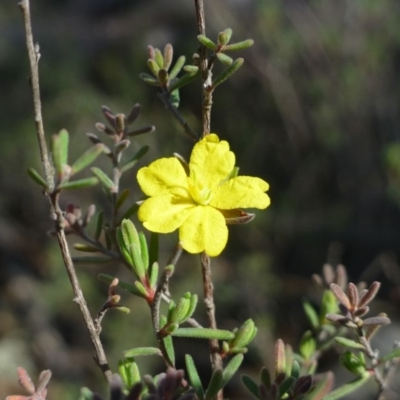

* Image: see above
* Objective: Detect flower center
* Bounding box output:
[188,174,212,206]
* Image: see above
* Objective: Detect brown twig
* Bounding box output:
[194,1,223,398]
[19,0,112,382]
[194,0,213,136]
[201,252,223,372]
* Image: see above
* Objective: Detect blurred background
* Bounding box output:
[1,0,400,398]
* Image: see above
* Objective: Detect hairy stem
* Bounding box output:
[194,0,213,136]
[19,0,112,382]
[201,252,223,369]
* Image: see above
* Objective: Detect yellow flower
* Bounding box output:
[137,134,270,256]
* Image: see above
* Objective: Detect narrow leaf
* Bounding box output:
[51,129,69,176]
[124,347,162,358]
[212,58,244,89]
[303,301,319,330]
[169,70,200,94]
[58,177,99,190]
[216,52,233,65]
[171,328,234,340]
[73,243,100,253]
[204,369,223,400]
[149,232,159,266]
[138,232,149,270]
[169,55,186,80]
[91,167,116,192]
[197,34,217,50]
[221,354,244,388]
[275,339,286,376]
[95,211,104,241]
[323,373,370,400]
[139,73,159,86]
[120,145,150,174]
[154,48,164,68]
[115,189,130,212]
[185,355,205,400]
[27,168,48,189]
[223,39,254,51]
[71,144,104,175]
[241,375,260,399]
[163,335,175,366]
[335,337,365,350]
[118,358,141,389]
[118,203,140,224]
[379,347,400,362]
[149,262,159,289]
[330,283,351,310]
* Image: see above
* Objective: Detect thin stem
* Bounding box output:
[19,0,53,191]
[194,0,213,136]
[201,252,223,371]
[19,0,111,382]
[158,93,199,141]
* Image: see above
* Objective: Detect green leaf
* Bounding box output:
[169,55,186,80]
[230,319,257,349]
[212,58,244,89]
[218,29,232,46]
[154,48,164,68]
[323,374,370,400]
[120,145,150,174]
[91,167,116,192]
[380,347,400,362]
[291,361,300,379]
[335,337,365,351]
[279,376,296,397]
[58,177,99,190]
[171,328,234,340]
[340,351,366,375]
[300,331,316,360]
[216,52,233,65]
[149,232,159,267]
[185,355,205,400]
[94,211,104,241]
[138,232,149,270]
[71,144,104,175]
[197,34,217,50]
[73,243,100,252]
[241,375,260,399]
[163,335,175,366]
[223,39,254,51]
[51,129,69,176]
[170,294,191,324]
[139,72,159,86]
[183,294,198,322]
[124,347,162,358]
[27,168,48,189]
[260,367,271,389]
[169,70,200,94]
[221,354,243,389]
[134,281,149,299]
[115,189,130,212]
[79,388,94,400]
[169,89,180,108]
[204,369,223,400]
[148,59,160,77]
[303,301,319,330]
[118,358,141,390]
[118,203,139,224]
[149,262,159,289]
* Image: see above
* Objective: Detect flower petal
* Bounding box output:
[189,134,235,188]
[211,176,270,209]
[137,157,188,196]
[138,194,195,233]
[179,205,228,256]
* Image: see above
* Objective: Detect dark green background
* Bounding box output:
[1,0,400,398]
